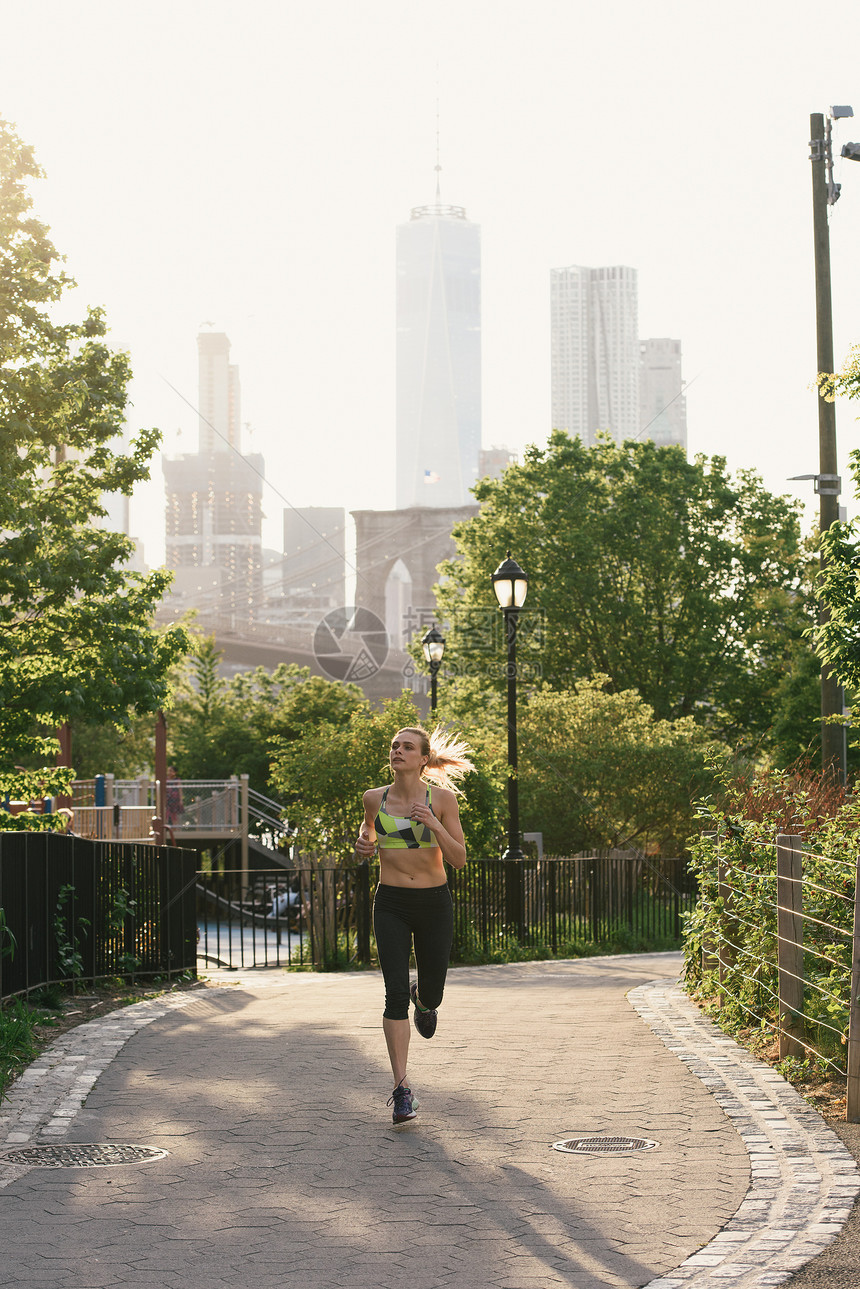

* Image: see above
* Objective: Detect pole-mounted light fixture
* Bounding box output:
[788,472,842,497]
[491,554,529,879]
[491,553,529,611]
[809,105,855,205]
[421,624,446,665]
[421,624,445,713]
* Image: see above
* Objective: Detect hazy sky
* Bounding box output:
[3,0,860,565]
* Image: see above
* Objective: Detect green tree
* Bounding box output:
[768,639,825,768]
[518,677,713,855]
[817,342,860,407]
[778,350,860,731]
[168,637,366,796]
[813,449,860,691]
[435,432,806,749]
[65,711,156,780]
[270,693,422,855]
[0,117,187,772]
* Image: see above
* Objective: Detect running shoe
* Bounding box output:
[388,1081,417,1124]
[410,982,438,1039]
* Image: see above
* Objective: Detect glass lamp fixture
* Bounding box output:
[421,624,445,664]
[491,553,529,609]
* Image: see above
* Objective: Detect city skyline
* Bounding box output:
[1,2,858,571]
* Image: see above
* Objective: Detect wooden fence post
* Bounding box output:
[846,851,860,1121]
[776,833,805,1060]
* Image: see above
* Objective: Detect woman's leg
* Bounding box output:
[382,1017,410,1087]
[373,890,414,1085]
[411,886,454,1012]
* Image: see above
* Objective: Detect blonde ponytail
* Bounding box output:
[396,724,475,793]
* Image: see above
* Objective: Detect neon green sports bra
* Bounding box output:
[375,785,436,849]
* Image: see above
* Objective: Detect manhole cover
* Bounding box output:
[2,1143,168,1168]
[552,1136,658,1154]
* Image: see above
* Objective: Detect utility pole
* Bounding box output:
[810,111,846,782]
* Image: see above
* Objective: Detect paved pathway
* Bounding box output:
[0,954,855,1288]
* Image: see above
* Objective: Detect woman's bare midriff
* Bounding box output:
[378,847,448,889]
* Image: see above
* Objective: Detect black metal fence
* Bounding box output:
[196,862,370,971]
[196,853,696,971]
[450,853,695,956]
[0,832,198,1001]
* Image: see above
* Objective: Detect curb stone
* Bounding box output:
[629,980,860,1289]
[0,991,193,1190]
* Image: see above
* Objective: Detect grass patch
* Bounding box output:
[451,922,681,966]
[270,924,681,972]
[0,1000,52,1099]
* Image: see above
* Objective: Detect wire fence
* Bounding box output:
[694,831,860,1116]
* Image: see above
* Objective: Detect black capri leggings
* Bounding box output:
[373,883,454,1020]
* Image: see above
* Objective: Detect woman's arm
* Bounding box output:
[355,789,380,857]
[411,787,466,869]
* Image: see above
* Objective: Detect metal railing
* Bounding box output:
[0,832,198,1001]
[197,864,367,971]
[195,852,694,971]
[67,777,291,849]
[71,806,155,842]
[247,787,293,845]
[174,781,241,832]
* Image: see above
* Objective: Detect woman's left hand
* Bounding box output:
[410,801,436,830]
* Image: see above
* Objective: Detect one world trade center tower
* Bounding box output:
[395,175,481,509]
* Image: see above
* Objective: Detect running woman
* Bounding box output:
[355,726,474,1125]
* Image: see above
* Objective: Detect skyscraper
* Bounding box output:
[639,338,687,451]
[396,185,481,508]
[197,330,241,452]
[550,265,639,444]
[163,332,263,622]
[282,506,346,622]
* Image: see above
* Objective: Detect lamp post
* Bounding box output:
[491,553,528,862]
[809,105,854,781]
[421,624,445,714]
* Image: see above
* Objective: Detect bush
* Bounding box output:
[684,761,858,1069]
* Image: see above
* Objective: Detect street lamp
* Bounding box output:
[809,104,854,780]
[491,553,529,861]
[421,624,445,713]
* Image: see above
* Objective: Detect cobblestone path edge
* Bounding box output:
[629,981,860,1289]
[0,991,194,1189]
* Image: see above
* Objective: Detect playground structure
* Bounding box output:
[68,773,292,878]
